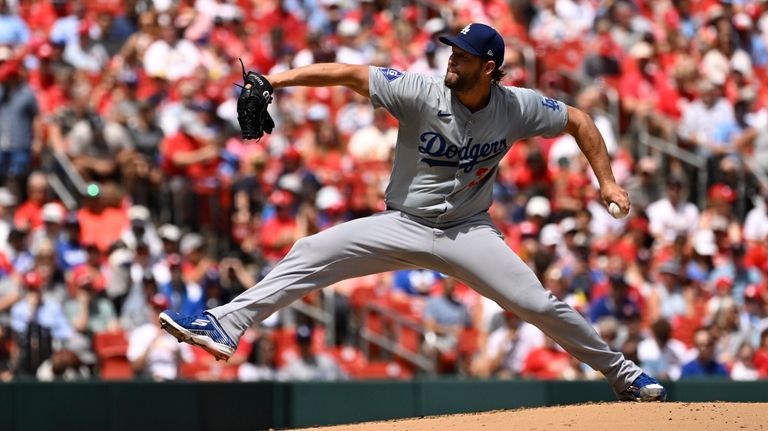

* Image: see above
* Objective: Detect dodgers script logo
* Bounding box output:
[418,132,508,173]
[378,67,404,82]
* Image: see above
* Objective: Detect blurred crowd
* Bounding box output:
[1,0,768,383]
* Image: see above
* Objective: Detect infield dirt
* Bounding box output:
[293,402,768,431]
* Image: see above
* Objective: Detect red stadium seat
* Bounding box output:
[349,360,412,380]
[179,361,212,380]
[271,328,298,367]
[349,286,378,310]
[93,330,129,358]
[458,328,479,357]
[99,356,134,380]
[94,330,133,380]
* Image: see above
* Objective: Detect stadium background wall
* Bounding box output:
[1,379,767,430]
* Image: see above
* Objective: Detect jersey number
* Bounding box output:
[468,168,490,188]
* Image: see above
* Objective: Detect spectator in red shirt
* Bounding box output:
[13,171,49,231]
[179,232,215,288]
[75,183,129,252]
[161,106,222,229]
[618,41,677,135]
[755,328,768,377]
[161,107,220,182]
[259,189,300,266]
[521,336,579,380]
[19,0,57,35]
[27,42,71,116]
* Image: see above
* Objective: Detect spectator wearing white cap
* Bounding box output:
[145,224,182,289]
[121,205,162,258]
[550,217,583,278]
[29,202,66,254]
[335,18,368,65]
[525,195,551,227]
[157,223,182,256]
[535,223,562,274]
[179,232,215,288]
[315,185,348,229]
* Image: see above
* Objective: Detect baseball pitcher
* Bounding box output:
[160,23,665,401]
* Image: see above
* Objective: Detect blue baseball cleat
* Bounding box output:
[159,311,237,361]
[618,372,667,402]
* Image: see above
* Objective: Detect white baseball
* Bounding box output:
[608,202,626,219]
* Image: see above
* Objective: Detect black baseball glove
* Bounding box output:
[236,59,274,140]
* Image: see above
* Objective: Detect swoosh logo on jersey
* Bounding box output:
[418,132,508,172]
[437,110,451,118]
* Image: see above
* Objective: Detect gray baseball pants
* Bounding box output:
[208,210,641,393]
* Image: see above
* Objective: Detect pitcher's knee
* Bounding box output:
[289,235,346,261]
[509,291,557,320]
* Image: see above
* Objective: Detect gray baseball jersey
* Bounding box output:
[206,67,642,396]
[368,66,567,224]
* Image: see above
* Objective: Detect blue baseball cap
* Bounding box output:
[438,23,505,70]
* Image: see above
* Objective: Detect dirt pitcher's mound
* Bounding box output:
[296,402,768,431]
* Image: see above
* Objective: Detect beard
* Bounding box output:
[444,67,482,92]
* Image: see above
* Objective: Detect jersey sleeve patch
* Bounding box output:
[541,97,562,111]
[378,67,404,82]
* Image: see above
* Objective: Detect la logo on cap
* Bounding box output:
[461,24,471,35]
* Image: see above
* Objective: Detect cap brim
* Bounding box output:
[438,35,483,57]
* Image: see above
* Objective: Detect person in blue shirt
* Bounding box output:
[0,52,40,185]
[589,273,642,323]
[392,269,442,297]
[10,271,74,374]
[681,328,729,378]
[0,0,30,46]
[422,277,472,362]
[710,243,762,306]
[159,254,205,316]
[55,215,87,272]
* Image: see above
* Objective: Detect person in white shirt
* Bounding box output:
[743,196,768,244]
[127,295,193,380]
[472,311,544,378]
[0,188,14,247]
[637,318,688,381]
[730,342,759,381]
[346,108,397,162]
[142,17,202,82]
[646,176,700,245]
[678,80,735,156]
